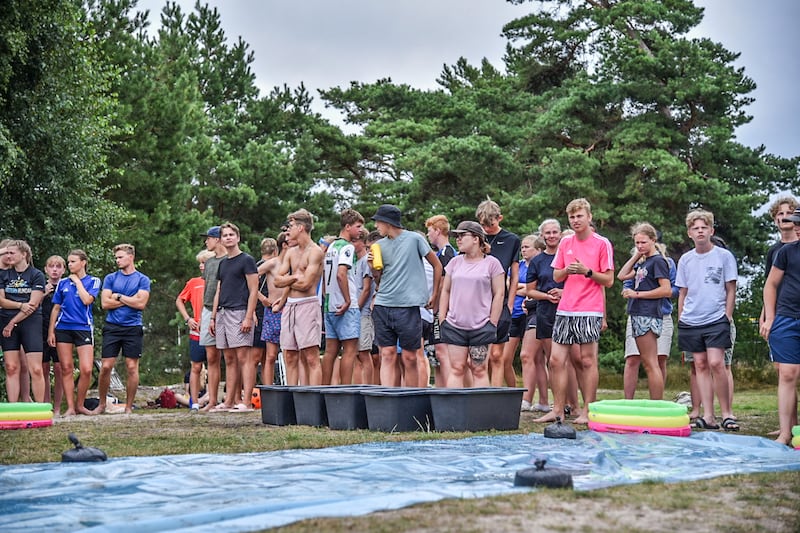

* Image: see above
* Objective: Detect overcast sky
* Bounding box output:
[136,0,799,160]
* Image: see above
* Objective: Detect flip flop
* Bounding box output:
[209,403,231,413]
[229,403,254,413]
[721,417,740,432]
[692,417,720,430]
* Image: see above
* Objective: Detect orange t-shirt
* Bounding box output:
[177,276,205,340]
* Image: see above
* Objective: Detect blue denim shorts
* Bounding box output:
[324,308,361,341]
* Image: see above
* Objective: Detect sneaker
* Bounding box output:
[190,403,200,412]
[673,391,692,407]
[533,403,552,413]
[521,400,532,412]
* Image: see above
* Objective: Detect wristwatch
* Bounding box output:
[115,294,122,301]
[584,269,593,278]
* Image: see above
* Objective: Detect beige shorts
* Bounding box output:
[199,306,216,346]
[215,308,254,350]
[280,297,322,351]
[359,314,375,352]
[624,314,674,358]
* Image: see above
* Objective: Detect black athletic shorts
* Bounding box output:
[102,323,144,359]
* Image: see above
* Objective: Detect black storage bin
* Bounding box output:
[428,387,525,431]
[322,385,382,430]
[362,387,434,432]
[292,386,329,427]
[257,385,296,426]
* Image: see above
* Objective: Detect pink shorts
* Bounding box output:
[280,297,322,351]
[215,308,254,349]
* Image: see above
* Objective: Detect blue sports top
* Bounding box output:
[102,270,151,327]
[53,275,101,330]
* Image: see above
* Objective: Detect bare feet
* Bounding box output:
[62,409,76,417]
[573,415,589,425]
[77,406,95,416]
[91,404,107,415]
[775,435,791,446]
[534,410,560,424]
[768,429,781,436]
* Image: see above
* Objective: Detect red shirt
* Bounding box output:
[177,276,205,340]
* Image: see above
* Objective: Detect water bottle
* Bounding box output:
[370,243,383,270]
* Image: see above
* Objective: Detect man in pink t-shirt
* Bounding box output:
[534,198,614,425]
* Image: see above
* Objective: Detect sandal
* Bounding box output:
[229,403,254,413]
[692,417,720,430]
[721,417,740,432]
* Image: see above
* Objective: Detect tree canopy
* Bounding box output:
[1,0,797,372]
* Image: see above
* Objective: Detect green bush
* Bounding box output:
[598,348,626,375]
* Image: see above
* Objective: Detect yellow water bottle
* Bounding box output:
[370,243,383,270]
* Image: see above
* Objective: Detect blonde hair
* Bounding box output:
[46,255,67,268]
[566,198,591,215]
[195,250,215,263]
[768,195,797,219]
[113,243,135,256]
[288,209,314,233]
[685,209,714,229]
[475,198,502,226]
[631,222,658,241]
[260,238,277,256]
[5,239,32,264]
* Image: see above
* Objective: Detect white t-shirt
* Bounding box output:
[675,246,737,326]
[324,238,359,313]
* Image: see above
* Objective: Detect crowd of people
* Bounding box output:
[0,241,148,415]
[2,195,799,445]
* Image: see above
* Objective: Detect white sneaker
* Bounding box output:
[533,403,552,413]
[190,404,200,412]
[520,400,532,412]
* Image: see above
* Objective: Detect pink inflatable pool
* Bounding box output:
[588,420,691,437]
[0,419,53,430]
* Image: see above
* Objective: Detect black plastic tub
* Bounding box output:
[292,386,330,427]
[428,387,526,431]
[322,385,383,430]
[257,385,296,426]
[361,387,434,432]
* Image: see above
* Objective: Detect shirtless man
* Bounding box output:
[257,233,288,385]
[274,209,325,385]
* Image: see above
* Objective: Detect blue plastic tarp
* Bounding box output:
[1,431,798,532]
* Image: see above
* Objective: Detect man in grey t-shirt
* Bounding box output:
[199,226,227,411]
[370,205,442,387]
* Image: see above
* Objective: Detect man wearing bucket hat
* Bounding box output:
[370,204,442,387]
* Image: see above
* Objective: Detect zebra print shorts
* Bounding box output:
[552,315,602,345]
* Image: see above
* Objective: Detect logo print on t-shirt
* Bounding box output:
[704,266,722,285]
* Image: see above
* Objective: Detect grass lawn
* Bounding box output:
[1,384,798,532]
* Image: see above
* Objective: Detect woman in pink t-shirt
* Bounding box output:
[438,221,505,388]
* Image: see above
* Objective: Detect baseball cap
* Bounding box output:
[451,220,487,239]
[200,226,221,238]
